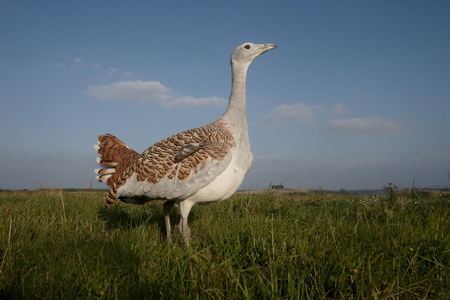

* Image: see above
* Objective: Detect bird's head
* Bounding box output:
[231,42,277,66]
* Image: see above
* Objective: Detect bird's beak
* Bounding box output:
[261,43,277,53]
[256,43,277,58]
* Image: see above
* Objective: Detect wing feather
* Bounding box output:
[114,120,235,201]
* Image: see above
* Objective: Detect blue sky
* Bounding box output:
[1,1,449,191]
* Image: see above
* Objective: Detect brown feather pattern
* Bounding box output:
[95,134,140,187]
[105,119,235,206]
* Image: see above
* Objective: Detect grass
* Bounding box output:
[0,188,449,299]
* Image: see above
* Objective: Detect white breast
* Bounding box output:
[187,147,253,203]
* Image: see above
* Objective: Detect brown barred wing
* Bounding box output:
[107,119,236,204]
[134,119,235,184]
[141,141,233,199]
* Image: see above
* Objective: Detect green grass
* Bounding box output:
[0,189,449,299]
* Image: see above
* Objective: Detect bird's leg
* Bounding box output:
[178,200,195,248]
[163,200,175,243]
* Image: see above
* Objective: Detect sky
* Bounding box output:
[1,1,449,191]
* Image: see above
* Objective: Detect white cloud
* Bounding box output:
[260,102,320,127]
[259,102,402,134]
[330,103,347,115]
[86,80,226,109]
[325,116,403,133]
[86,80,171,103]
[74,57,83,63]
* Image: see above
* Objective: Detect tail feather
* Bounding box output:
[96,157,118,167]
[96,174,112,182]
[94,168,116,175]
[94,134,140,187]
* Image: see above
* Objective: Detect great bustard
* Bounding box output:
[94,42,277,246]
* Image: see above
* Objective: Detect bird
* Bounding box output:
[94,42,277,247]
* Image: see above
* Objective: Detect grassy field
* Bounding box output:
[0,188,448,299]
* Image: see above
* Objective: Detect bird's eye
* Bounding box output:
[244,44,251,49]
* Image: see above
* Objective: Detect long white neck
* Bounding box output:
[222,61,250,126]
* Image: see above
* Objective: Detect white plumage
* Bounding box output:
[94,42,277,246]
